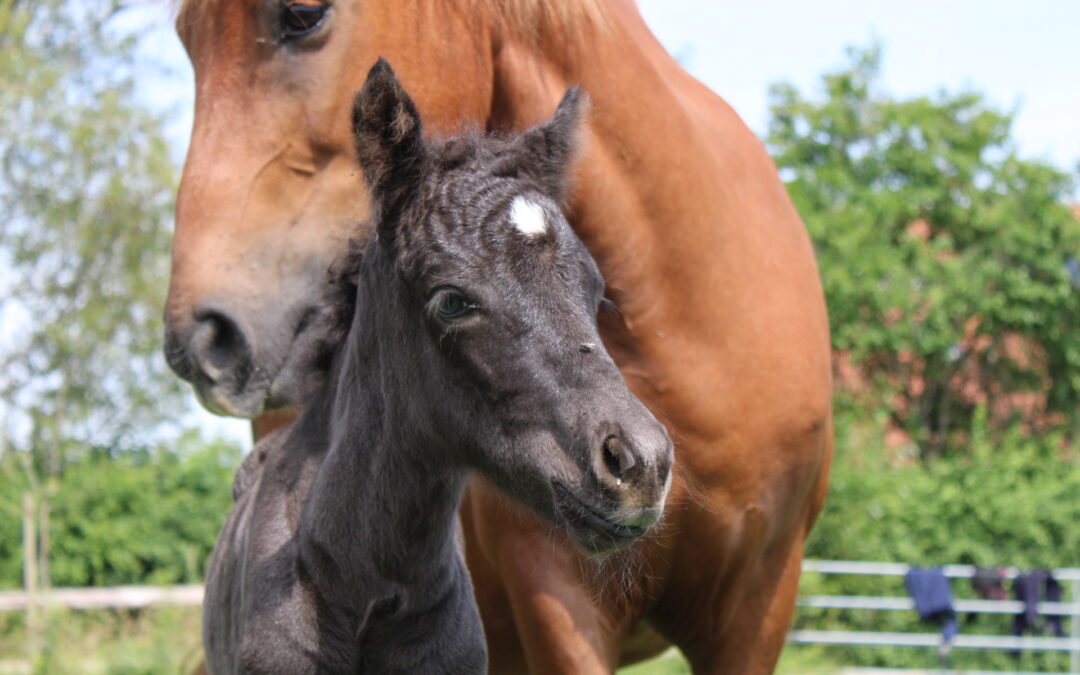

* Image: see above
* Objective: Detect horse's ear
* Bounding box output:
[514,87,588,199]
[352,58,426,241]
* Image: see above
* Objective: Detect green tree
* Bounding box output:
[0,0,210,613]
[768,45,1080,456]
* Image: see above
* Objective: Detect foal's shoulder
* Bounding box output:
[233,426,290,501]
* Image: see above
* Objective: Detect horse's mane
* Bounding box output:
[461,0,611,45]
[314,234,368,361]
[174,0,609,47]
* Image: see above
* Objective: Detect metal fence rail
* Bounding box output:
[799,595,1080,616]
[803,560,1080,582]
[839,669,1066,675]
[795,559,1080,673]
[790,630,1080,652]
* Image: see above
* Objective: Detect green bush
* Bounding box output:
[0,436,239,589]
[794,401,1079,672]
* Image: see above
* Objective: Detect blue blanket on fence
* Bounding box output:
[904,567,958,644]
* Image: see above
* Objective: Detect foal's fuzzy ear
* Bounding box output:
[514,87,588,199]
[352,58,426,241]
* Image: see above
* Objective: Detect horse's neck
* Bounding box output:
[485,3,821,380]
[296,261,466,605]
[487,6,706,308]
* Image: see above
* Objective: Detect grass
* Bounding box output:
[0,607,203,675]
[0,609,841,675]
[619,648,691,674]
[0,607,852,675]
[617,644,843,674]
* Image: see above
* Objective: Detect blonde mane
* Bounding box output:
[464,0,611,44]
[174,0,610,46]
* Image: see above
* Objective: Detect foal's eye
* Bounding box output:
[432,290,475,320]
[279,0,328,40]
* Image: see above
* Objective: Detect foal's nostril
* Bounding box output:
[601,434,636,482]
[191,306,253,383]
[602,436,622,479]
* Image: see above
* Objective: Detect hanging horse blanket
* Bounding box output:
[904,567,958,644]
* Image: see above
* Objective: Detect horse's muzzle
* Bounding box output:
[164,301,269,417]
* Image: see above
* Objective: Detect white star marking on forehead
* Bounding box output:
[509,196,548,238]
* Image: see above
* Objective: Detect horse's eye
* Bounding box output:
[433,291,475,320]
[280,0,328,40]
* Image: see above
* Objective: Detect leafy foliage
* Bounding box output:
[0,0,213,617]
[811,400,1080,568]
[795,399,1080,672]
[0,0,186,483]
[772,44,1079,672]
[0,436,239,589]
[768,45,1080,455]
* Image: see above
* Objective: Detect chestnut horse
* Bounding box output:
[165,1,833,672]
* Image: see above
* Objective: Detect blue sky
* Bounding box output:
[638,0,1079,169]
[127,0,1079,439]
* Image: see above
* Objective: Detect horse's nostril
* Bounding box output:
[191,306,253,383]
[208,315,242,368]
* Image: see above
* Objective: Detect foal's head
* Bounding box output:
[349,60,672,553]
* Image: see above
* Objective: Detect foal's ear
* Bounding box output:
[514,87,588,199]
[352,58,426,240]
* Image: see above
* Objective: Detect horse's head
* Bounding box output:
[164,0,493,416]
[351,60,672,553]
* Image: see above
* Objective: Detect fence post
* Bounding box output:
[1071,576,1079,674]
[22,492,41,664]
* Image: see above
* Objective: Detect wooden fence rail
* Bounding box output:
[0,585,202,612]
[2,560,1078,673]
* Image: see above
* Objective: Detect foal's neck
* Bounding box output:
[297,251,466,603]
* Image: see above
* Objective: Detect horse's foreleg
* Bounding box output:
[675,537,805,675]
[461,479,623,674]
[499,533,620,674]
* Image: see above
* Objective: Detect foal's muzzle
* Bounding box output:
[554,418,673,553]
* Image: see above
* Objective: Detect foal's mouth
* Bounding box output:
[552,481,649,552]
